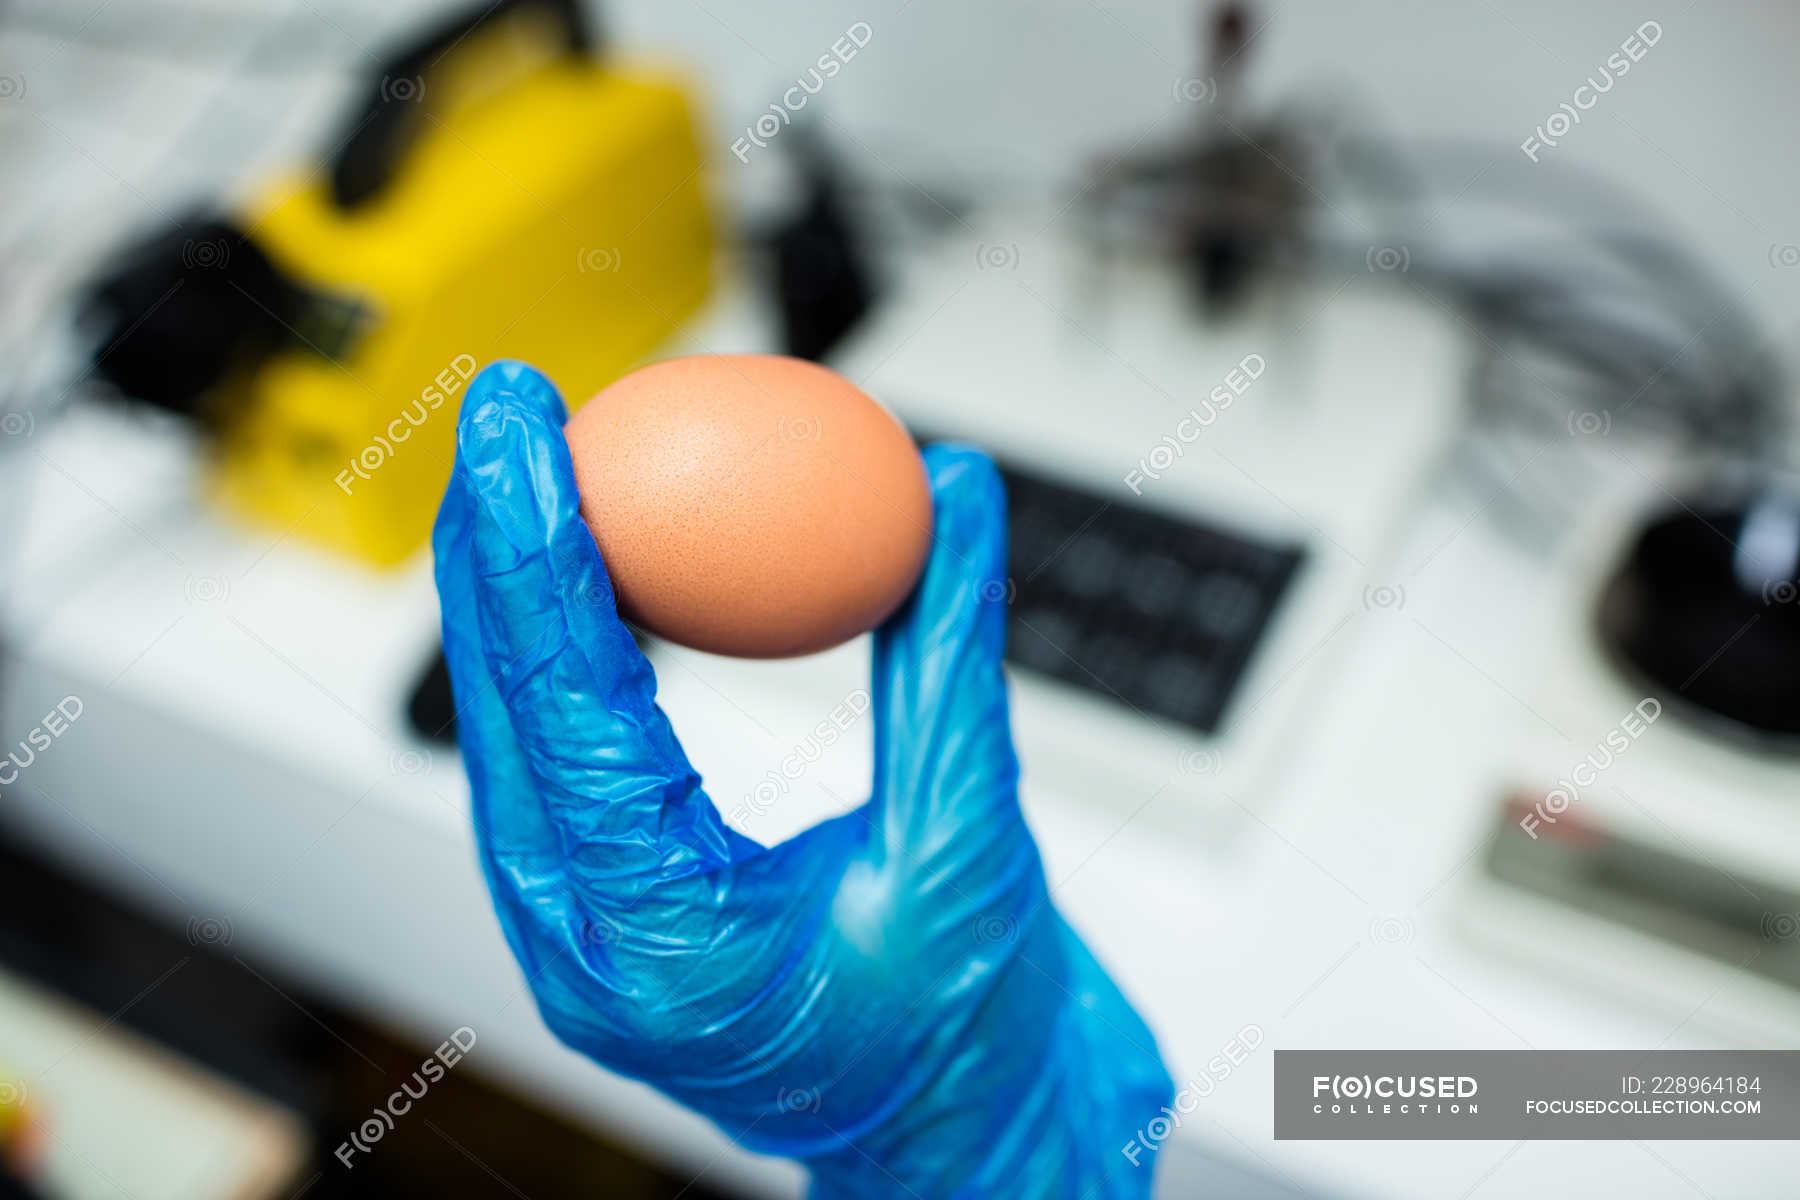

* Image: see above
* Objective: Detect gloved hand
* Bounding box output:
[433,361,1171,1198]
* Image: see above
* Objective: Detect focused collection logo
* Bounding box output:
[1311,1074,1480,1117]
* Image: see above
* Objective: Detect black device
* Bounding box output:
[328,0,595,207]
[1596,484,1800,744]
[999,462,1305,733]
[80,0,586,421]
[766,130,879,363]
[80,213,328,420]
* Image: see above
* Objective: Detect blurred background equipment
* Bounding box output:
[5,0,1800,1196]
[1596,478,1800,743]
[1456,452,1800,1046]
[761,128,879,363]
[1080,2,1311,313]
[81,0,714,565]
[1483,791,1800,1004]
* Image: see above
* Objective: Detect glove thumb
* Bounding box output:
[869,444,1022,857]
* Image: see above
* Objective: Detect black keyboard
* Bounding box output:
[998,462,1306,733]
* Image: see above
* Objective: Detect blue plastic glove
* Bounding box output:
[433,361,1171,1198]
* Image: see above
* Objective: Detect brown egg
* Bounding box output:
[564,354,933,657]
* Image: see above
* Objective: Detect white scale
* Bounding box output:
[1459,458,1800,1046]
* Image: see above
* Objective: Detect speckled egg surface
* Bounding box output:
[563,354,933,657]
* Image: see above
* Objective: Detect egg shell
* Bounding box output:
[564,354,933,657]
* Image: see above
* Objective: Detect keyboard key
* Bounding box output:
[992,459,1304,733]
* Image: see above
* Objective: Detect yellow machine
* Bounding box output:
[90,0,714,566]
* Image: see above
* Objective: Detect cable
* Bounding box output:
[1070,84,1787,558]
[1313,128,1785,454]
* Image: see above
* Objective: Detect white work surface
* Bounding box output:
[4,247,1798,1200]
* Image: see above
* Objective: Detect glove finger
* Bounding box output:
[433,398,595,975]
[456,361,751,901]
[870,444,1022,855]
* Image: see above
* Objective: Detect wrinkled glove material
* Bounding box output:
[433,360,1171,1198]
